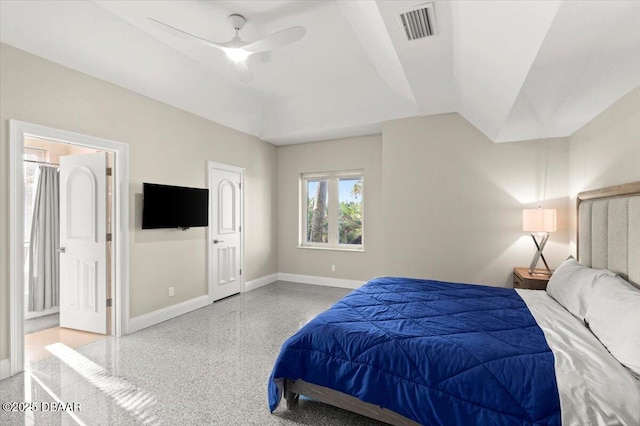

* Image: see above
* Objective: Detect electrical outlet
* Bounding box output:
[331,264,336,272]
[168,287,175,297]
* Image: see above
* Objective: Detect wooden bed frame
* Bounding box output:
[284,379,419,425]
[283,180,640,425]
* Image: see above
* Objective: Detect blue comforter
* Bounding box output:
[268,277,560,425]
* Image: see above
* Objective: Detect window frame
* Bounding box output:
[299,170,364,251]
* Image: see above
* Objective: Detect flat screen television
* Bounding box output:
[142,183,209,230]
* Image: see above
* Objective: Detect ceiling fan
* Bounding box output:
[149,14,306,83]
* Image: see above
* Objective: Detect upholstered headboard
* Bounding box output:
[577,181,640,288]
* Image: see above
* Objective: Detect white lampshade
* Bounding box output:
[523,208,557,232]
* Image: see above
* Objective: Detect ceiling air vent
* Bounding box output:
[398,3,437,40]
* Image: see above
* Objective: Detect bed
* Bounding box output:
[268,181,640,425]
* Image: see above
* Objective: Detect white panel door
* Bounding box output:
[210,165,242,301]
[59,152,107,334]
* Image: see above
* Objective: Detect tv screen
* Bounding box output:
[142,183,209,229]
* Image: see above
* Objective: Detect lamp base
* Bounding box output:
[528,233,551,275]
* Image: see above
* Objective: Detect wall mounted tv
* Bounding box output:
[142,183,209,230]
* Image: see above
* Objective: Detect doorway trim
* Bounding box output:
[207,161,245,303]
[8,120,130,376]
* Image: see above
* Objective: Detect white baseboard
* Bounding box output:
[244,273,278,292]
[126,274,363,335]
[24,306,60,320]
[278,273,364,289]
[128,295,210,334]
[1,358,10,380]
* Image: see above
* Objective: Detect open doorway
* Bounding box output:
[8,120,130,378]
[22,137,112,365]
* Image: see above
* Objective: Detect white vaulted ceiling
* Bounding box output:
[1,0,639,145]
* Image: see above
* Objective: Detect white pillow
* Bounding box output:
[585,275,640,378]
[546,257,614,320]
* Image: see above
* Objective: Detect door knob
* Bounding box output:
[57,247,66,253]
[213,239,224,244]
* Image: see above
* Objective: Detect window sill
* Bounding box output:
[297,245,365,253]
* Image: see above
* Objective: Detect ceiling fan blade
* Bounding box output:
[235,60,253,83]
[148,17,227,52]
[243,26,306,53]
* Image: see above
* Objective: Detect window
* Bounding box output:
[300,170,363,250]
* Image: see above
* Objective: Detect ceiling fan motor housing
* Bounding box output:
[228,14,246,31]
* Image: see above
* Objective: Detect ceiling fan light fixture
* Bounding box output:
[225,48,250,63]
[148,12,305,83]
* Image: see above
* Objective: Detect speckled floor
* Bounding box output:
[1,281,388,425]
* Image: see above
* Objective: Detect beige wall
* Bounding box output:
[382,114,570,287]
[277,116,571,288]
[568,86,640,254]
[277,135,384,281]
[0,43,278,360]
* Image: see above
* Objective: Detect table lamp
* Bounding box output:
[523,208,556,275]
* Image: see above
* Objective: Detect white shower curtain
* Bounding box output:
[28,166,60,312]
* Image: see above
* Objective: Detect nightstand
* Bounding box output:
[513,267,551,290]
